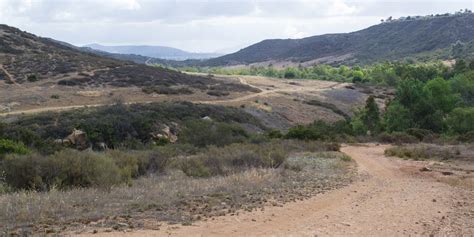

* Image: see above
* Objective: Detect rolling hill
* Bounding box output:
[0,24,241,92]
[204,12,474,66]
[85,43,221,60]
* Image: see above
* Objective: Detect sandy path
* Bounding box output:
[82,144,472,236]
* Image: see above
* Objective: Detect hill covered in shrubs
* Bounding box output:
[203,12,474,66]
[0,24,251,94]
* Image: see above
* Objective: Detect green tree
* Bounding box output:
[446,107,474,134]
[396,79,425,110]
[423,77,460,113]
[383,101,412,132]
[350,115,368,136]
[352,70,364,83]
[453,59,468,74]
[361,96,381,133]
[451,72,474,106]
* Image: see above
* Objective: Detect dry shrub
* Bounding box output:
[384,144,462,160]
[377,132,418,144]
[2,150,129,191]
[180,143,287,177]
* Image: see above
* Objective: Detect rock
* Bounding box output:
[150,124,179,143]
[64,128,89,150]
[202,116,212,121]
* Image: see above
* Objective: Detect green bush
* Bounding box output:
[1,102,262,151]
[179,120,248,147]
[180,143,288,177]
[266,130,283,139]
[384,146,428,160]
[27,74,38,82]
[2,150,129,191]
[446,107,474,134]
[0,139,30,158]
[385,145,460,161]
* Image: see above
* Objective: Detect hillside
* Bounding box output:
[85,43,221,60]
[0,24,241,92]
[205,13,474,66]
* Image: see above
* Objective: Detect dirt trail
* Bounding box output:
[85,144,472,236]
[0,77,343,116]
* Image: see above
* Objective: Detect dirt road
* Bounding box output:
[85,144,473,236]
[0,77,343,116]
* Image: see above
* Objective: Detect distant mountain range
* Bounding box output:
[203,12,474,66]
[84,43,222,60]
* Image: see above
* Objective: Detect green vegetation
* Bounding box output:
[179,61,450,86]
[0,139,342,192]
[0,102,262,153]
[278,59,474,142]
[0,139,29,158]
[179,120,249,147]
[384,144,468,161]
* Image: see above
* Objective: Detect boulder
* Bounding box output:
[65,128,89,150]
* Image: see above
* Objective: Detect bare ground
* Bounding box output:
[82,144,473,236]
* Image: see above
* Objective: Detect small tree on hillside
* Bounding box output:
[351,96,381,135]
[362,96,381,133]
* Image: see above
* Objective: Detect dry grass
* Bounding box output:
[384,144,474,189]
[384,143,473,161]
[0,151,355,235]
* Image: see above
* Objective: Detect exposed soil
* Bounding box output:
[82,144,473,236]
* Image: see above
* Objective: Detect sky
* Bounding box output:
[0,0,473,53]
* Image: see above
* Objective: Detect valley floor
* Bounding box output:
[0,74,381,129]
[83,144,473,236]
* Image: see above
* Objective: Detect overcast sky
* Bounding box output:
[0,0,473,53]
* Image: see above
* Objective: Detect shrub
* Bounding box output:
[446,107,474,134]
[207,90,230,97]
[142,86,193,95]
[0,139,30,158]
[283,70,296,79]
[106,150,140,178]
[50,94,60,99]
[384,146,428,160]
[266,130,283,139]
[1,150,128,191]
[180,143,288,177]
[180,157,211,177]
[27,74,38,82]
[385,145,461,160]
[179,120,248,147]
[457,131,474,143]
[377,132,418,144]
[406,128,435,141]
